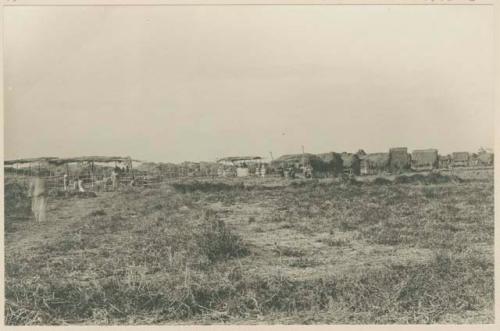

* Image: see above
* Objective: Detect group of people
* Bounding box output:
[63,174,86,192]
[275,164,313,179]
[61,166,126,193]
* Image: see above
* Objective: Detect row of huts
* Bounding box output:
[4,149,494,182]
[359,148,493,175]
[215,148,494,178]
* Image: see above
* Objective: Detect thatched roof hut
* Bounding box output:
[199,161,219,175]
[389,147,411,172]
[355,149,367,158]
[478,152,493,165]
[451,152,470,166]
[438,154,452,168]
[473,152,493,166]
[270,153,330,176]
[411,149,438,170]
[340,153,360,175]
[360,153,390,175]
[317,152,344,175]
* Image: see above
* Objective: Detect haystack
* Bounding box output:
[411,149,438,170]
[199,162,219,176]
[451,152,470,167]
[471,152,494,167]
[360,153,389,175]
[389,147,411,172]
[477,152,493,166]
[137,162,161,174]
[340,153,360,175]
[317,152,344,176]
[270,153,330,175]
[355,149,367,158]
[438,155,452,169]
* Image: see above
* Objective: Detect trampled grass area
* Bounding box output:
[4,170,494,324]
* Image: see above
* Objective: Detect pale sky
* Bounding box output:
[4,5,494,163]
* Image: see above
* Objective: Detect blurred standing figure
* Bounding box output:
[63,174,68,191]
[28,176,47,222]
[77,177,85,192]
[111,170,118,190]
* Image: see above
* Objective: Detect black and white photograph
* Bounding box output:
[1,0,497,326]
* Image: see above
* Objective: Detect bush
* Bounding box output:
[372,177,392,185]
[4,181,30,215]
[394,173,463,185]
[88,209,107,217]
[172,181,245,193]
[196,219,249,263]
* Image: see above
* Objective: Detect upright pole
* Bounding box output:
[301,145,305,168]
[91,161,95,188]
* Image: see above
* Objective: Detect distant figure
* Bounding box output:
[111,170,118,190]
[63,174,68,191]
[77,177,85,192]
[28,176,47,223]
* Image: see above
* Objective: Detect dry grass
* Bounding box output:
[4,171,494,324]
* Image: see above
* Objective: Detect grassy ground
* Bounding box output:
[4,169,494,324]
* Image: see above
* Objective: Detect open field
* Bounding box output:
[4,169,494,325]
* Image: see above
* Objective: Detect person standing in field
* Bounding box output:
[77,177,85,192]
[63,173,68,191]
[111,169,118,190]
[28,175,47,223]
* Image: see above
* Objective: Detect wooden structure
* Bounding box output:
[217,156,264,177]
[4,157,59,177]
[4,156,137,191]
[216,156,263,167]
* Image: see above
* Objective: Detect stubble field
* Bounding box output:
[4,169,494,325]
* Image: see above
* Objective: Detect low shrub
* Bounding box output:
[196,219,250,263]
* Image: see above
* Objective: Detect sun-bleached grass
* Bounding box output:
[4,171,494,324]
